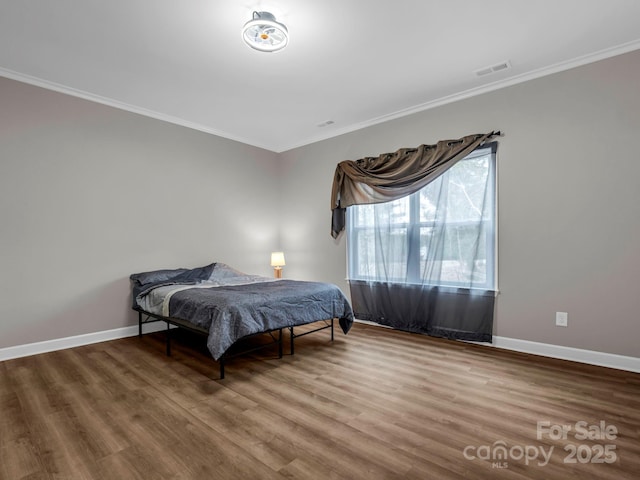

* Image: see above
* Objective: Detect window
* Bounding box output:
[347,142,496,290]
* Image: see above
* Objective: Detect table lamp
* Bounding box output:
[270,251,285,278]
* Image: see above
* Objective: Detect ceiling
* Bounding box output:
[2,1,640,153]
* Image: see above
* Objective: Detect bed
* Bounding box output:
[130,262,354,378]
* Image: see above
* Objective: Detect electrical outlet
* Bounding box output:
[555,312,568,327]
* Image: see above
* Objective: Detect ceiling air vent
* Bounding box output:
[475,60,511,77]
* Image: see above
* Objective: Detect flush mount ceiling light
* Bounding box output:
[242,11,289,52]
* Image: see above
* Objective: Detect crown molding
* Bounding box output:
[3,38,640,154]
[279,39,640,152]
[0,67,275,151]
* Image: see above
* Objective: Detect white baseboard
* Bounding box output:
[0,322,169,362]
[354,320,640,373]
[3,321,639,374]
[491,336,640,374]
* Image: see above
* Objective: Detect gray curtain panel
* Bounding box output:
[349,281,495,342]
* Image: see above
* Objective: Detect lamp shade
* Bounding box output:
[270,251,286,267]
[242,11,289,52]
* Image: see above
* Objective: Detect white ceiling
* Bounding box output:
[2,0,640,153]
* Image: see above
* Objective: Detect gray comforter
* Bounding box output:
[131,263,353,360]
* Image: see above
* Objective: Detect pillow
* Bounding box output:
[169,263,217,283]
[130,268,189,287]
[129,263,216,309]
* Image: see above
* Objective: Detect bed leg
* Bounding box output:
[289,327,294,355]
[331,318,335,342]
[166,321,171,356]
[219,358,225,380]
[278,329,283,358]
[138,311,142,337]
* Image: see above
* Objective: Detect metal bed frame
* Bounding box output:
[134,308,334,379]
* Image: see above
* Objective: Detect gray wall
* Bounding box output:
[279,49,640,358]
[2,49,639,358]
[0,77,280,348]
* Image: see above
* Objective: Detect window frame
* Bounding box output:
[347,142,497,291]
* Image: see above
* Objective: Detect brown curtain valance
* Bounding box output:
[330,131,499,238]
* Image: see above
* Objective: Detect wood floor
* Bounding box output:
[1,322,639,480]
